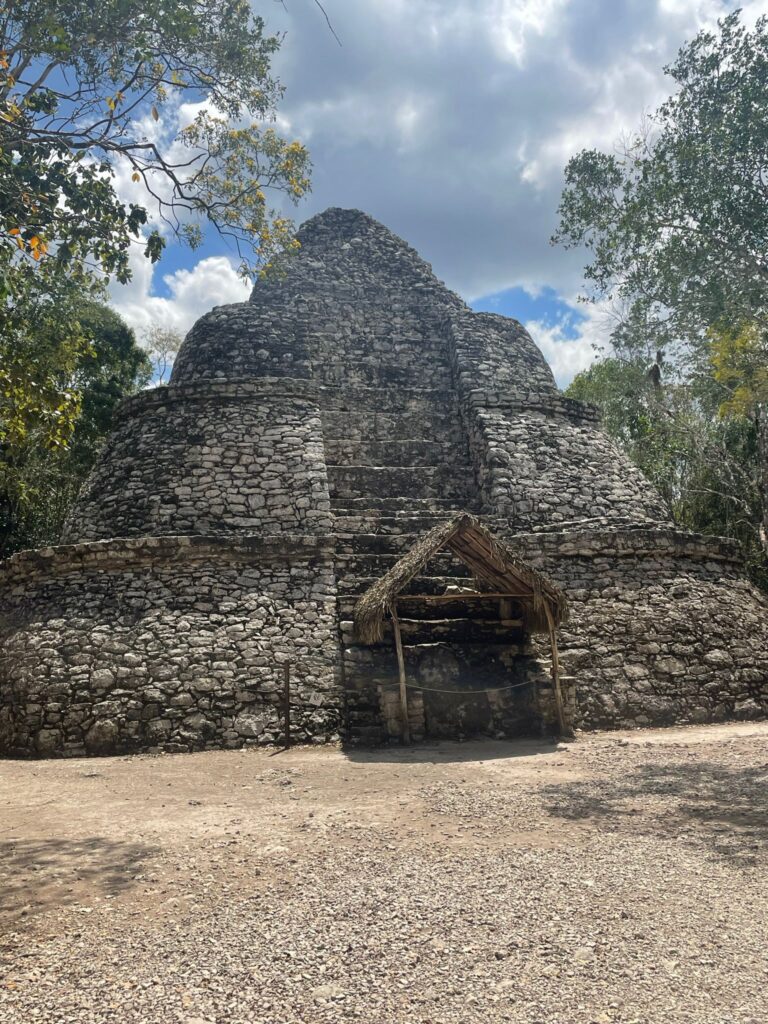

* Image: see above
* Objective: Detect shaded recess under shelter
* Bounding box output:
[354,514,571,740]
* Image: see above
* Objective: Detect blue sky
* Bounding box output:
[108,0,765,387]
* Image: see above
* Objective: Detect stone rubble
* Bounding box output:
[1,726,767,1023]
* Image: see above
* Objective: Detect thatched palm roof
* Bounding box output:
[354,513,568,644]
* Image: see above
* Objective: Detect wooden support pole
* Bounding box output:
[283,662,291,750]
[391,603,411,745]
[543,603,568,738]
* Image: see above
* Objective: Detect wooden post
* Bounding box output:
[283,662,291,750]
[391,603,411,744]
[543,603,568,737]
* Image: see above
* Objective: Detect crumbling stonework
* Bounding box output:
[62,381,330,542]
[1,207,766,755]
[0,537,339,756]
[515,529,768,729]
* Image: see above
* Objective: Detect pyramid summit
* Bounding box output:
[172,206,468,385]
[1,207,766,755]
[255,206,460,300]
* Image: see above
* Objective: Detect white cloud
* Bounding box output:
[108,251,250,342]
[526,290,625,386]
[487,0,571,63]
[263,0,766,301]
[527,317,600,388]
[106,0,768,374]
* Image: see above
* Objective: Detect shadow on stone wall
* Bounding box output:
[541,759,768,864]
[0,836,155,925]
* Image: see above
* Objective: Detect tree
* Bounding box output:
[565,357,681,511]
[0,266,89,453]
[72,301,153,442]
[1,0,310,279]
[143,324,184,384]
[0,0,310,452]
[0,302,151,554]
[566,358,764,583]
[554,10,768,556]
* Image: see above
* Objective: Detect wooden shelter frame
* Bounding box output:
[353,514,570,740]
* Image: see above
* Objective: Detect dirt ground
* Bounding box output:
[1,722,767,1024]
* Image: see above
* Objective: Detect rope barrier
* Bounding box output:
[404,679,534,695]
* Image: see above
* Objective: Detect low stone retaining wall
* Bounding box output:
[513,528,768,729]
[0,536,341,757]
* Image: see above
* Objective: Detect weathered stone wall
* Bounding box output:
[63,381,331,543]
[172,207,464,390]
[469,404,671,528]
[0,537,340,757]
[511,528,768,729]
[444,311,671,529]
[446,309,559,402]
[172,303,312,383]
[166,207,670,533]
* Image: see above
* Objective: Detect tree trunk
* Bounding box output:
[757,403,768,552]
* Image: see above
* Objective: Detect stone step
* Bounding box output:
[337,594,505,619]
[336,574,477,596]
[322,411,466,446]
[331,496,477,514]
[334,526,519,555]
[341,616,526,646]
[327,465,476,502]
[343,641,539,688]
[332,512,456,537]
[313,361,453,390]
[331,505,462,521]
[335,548,472,578]
[324,438,460,468]
[335,531,432,555]
[343,723,389,745]
[319,386,457,415]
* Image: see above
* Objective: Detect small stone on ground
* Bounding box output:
[1,722,767,1023]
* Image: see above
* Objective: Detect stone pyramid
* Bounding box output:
[1,208,766,755]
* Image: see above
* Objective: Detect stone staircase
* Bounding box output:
[317,382,543,743]
[338,566,542,744]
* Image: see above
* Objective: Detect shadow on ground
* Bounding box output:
[542,759,768,863]
[342,736,561,765]
[0,836,155,925]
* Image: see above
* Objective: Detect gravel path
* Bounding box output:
[1,722,767,1023]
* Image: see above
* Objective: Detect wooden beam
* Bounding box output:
[456,528,507,569]
[452,529,515,577]
[400,592,533,602]
[283,662,291,750]
[391,603,411,745]
[449,537,529,595]
[447,538,515,593]
[543,602,568,737]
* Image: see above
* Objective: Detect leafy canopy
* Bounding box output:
[1,0,310,281]
[0,0,310,451]
[567,356,765,584]
[0,301,151,555]
[554,10,768,560]
[554,10,768,363]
